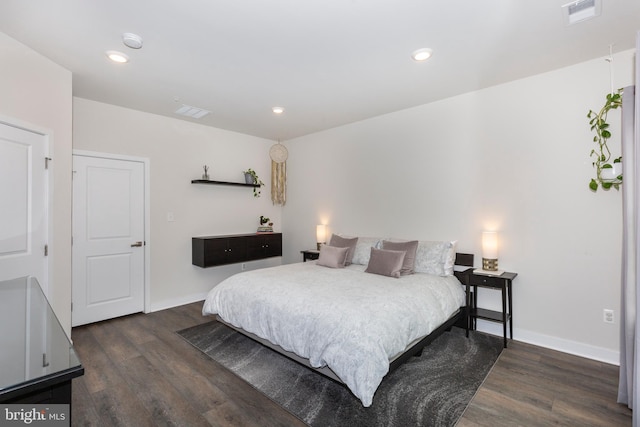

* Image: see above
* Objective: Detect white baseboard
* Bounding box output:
[149,292,208,314]
[475,320,620,366]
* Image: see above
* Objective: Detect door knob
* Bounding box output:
[131,241,143,247]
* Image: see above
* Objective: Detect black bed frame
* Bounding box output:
[388,252,473,371]
[216,252,474,387]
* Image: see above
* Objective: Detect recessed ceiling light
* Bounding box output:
[122,33,143,49]
[106,50,129,63]
[272,106,285,114]
[411,48,433,62]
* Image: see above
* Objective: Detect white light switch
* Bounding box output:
[167,212,175,222]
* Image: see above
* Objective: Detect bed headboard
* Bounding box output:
[453,253,474,281]
[454,252,474,268]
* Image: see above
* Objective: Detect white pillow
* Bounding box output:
[351,237,383,265]
[443,240,458,276]
[414,240,457,276]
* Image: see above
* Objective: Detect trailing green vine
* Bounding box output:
[243,168,264,197]
[588,89,623,191]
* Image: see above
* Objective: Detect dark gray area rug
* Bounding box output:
[177,321,502,427]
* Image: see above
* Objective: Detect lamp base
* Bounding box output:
[482,257,498,271]
[317,242,325,251]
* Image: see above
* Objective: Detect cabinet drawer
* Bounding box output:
[467,273,505,288]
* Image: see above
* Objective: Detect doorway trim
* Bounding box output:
[0,113,52,296]
[72,149,151,313]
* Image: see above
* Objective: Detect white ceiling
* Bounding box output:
[1,0,638,141]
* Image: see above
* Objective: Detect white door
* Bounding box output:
[0,122,48,289]
[72,155,145,326]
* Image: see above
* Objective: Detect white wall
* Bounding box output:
[282,49,636,364]
[0,33,73,335]
[7,20,630,362]
[72,98,282,311]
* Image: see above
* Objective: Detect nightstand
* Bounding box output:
[300,249,320,262]
[464,270,518,348]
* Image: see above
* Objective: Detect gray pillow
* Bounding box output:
[382,240,418,276]
[365,247,406,278]
[316,245,349,268]
[328,234,358,265]
[382,240,418,275]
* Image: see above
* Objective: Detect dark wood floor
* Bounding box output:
[71,302,632,426]
[458,340,631,426]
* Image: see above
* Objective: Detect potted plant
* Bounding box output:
[257,215,274,232]
[243,168,264,197]
[588,89,623,191]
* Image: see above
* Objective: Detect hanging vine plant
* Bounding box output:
[588,88,623,191]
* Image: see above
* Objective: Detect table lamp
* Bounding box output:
[474,231,504,276]
[316,225,326,251]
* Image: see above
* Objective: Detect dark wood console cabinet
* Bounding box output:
[192,233,282,268]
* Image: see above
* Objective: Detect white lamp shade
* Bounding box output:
[316,225,326,243]
[482,231,498,259]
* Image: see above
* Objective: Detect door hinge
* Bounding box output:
[44,244,48,256]
[45,157,52,169]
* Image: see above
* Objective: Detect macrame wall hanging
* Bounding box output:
[269,142,288,206]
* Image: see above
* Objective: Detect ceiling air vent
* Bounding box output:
[174,104,210,119]
[562,0,601,25]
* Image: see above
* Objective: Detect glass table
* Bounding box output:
[0,276,84,405]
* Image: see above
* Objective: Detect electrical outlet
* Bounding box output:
[241,263,246,271]
[603,309,614,324]
[167,212,175,222]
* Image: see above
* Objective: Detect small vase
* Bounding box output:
[244,173,254,184]
[202,173,209,180]
[601,162,622,182]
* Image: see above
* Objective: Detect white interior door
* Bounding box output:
[72,155,145,326]
[0,122,48,289]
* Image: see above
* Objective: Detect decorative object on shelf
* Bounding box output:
[243,168,264,197]
[257,215,274,233]
[316,224,327,251]
[270,142,288,206]
[474,231,504,276]
[202,165,210,180]
[588,88,623,191]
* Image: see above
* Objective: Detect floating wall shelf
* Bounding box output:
[191,179,259,188]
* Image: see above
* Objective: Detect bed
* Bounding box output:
[202,236,472,407]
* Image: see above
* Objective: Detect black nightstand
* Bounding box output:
[300,249,319,262]
[464,270,518,348]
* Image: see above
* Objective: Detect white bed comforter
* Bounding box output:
[202,262,465,407]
